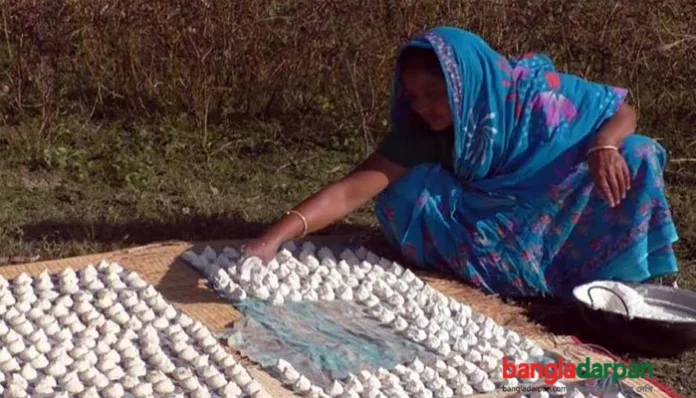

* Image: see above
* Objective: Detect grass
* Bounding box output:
[1,0,695,394]
[0,117,378,258]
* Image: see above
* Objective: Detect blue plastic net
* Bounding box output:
[225,299,646,397]
[227,299,439,389]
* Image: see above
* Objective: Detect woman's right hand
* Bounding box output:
[240,153,405,264]
[240,238,279,264]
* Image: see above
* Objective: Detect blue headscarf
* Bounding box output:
[390,27,627,190]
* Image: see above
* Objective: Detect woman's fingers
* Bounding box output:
[592,160,613,205]
[606,167,622,207]
[613,155,631,203]
[589,151,631,208]
[598,177,613,205]
[622,159,631,195]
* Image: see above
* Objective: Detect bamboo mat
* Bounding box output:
[0,239,681,398]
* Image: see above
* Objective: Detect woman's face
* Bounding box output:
[401,67,452,132]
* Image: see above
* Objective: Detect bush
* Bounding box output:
[0,0,694,151]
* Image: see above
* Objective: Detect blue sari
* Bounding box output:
[375,27,679,299]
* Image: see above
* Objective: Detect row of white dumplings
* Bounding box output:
[274,357,504,398]
[0,263,269,398]
[184,243,551,397]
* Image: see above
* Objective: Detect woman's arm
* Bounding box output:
[242,153,407,261]
[591,102,637,147]
[587,102,638,207]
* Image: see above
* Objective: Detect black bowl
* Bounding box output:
[572,282,696,357]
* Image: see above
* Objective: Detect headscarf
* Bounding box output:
[389,26,627,192]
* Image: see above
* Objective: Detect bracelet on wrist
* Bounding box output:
[286,210,308,239]
[586,145,619,157]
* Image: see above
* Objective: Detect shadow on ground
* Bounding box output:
[17,213,383,248]
[520,296,681,356]
[520,296,696,394]
[519,298,618,348]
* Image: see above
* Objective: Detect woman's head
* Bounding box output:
[399,47,452,132]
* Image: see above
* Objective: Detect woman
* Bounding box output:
[242,27,679,298]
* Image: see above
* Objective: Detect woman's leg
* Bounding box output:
[547,135,679,294]
[375,164,459,269]
[374,163,540,296]
[594,135,678,280]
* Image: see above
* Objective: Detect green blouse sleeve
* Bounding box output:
[376,129,441,168]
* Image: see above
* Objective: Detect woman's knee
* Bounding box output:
[621,135,666,162]
[620,135,667,176]
[375,163,448,224]
[377,164,438,205]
